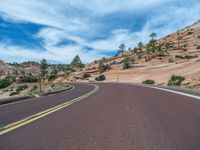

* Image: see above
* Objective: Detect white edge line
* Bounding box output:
[132,84,200,100]
[104,82,200,100]
[0,85,75,108]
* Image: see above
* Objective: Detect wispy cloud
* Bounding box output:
[0,0,200,63]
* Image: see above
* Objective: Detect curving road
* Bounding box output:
[1,83,200,150]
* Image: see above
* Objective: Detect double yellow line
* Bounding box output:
[0,84,99,136]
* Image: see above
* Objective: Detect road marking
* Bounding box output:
[106,82,200,100]
[0,84,99,136]
[134,84,200,100]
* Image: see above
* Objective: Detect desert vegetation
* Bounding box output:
[168,75,185,86]
[95,74,106,81]
[142,80,155,85]
[0,56,82,99]
[1,20,200,93]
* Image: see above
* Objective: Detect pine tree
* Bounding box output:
[138,41,143,53]
[71,55,84,68]
[118,44,126,56]
[40,59,48,78]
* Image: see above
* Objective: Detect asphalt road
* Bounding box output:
[1,83,200,150]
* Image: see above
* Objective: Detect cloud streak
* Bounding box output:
[0,0,200,63]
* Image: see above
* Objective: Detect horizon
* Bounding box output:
[0,0,200,64]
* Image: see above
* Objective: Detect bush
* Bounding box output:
[5,76,16,83]
[16,85,28,92]
[142,80,155,85]
[175,55,198,59]
[183,44,188,48]
[168,75,185,86]
[32,85,38,91]
[51,84,55,88]
[19,74,38,83]
[48,74,56,81]
[184,55,198,59]
[29,85,39,95]
[98,62,111,73]
[0,79,11,89]
[95,75,106,81]
[29,85,40,95]
[101,57,106,62]
[122,55,134,69]
[82,72,91,79]
[9,91,20,96]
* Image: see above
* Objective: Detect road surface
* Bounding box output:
[0,83,200,150]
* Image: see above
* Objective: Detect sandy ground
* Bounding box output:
[104,58,200,85]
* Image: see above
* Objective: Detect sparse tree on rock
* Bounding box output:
[40,59,48,78]
[39,58,48,92]
[122,55,134,69]
[71,55,84,68]
[138,41,143,53]
[149,32,157,52]
[150,32,157,40]
[118,44,126,56]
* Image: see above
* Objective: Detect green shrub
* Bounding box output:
[98,62,111,73]
[0,79,11,89]
[168,75,185,86]
[63,84,69,88]
[5,76,16,83]
[16,85,28,92]
[82,72,91,79]
[122,55,134,69]
[183,44,188,48]
[185,55,198,59]
[31,85,38,91]
[142,80,155,85]
[48,74,56,81]
[175,55,198,59]
[19,74,38,83]
[9,91,20,96]
[30,85,40,95]
[95,75,106,81]
[101,57,106,62]
[51,84,55,88]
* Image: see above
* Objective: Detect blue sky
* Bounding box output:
[0,0,200,63]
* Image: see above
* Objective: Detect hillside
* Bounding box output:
[75,20,200,87]
[0,20,200,88]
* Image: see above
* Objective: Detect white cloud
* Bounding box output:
[86,3,200,52]
[0,42,106,63]
[0,0,200,63]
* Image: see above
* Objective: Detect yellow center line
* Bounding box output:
[0,84,99,136]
